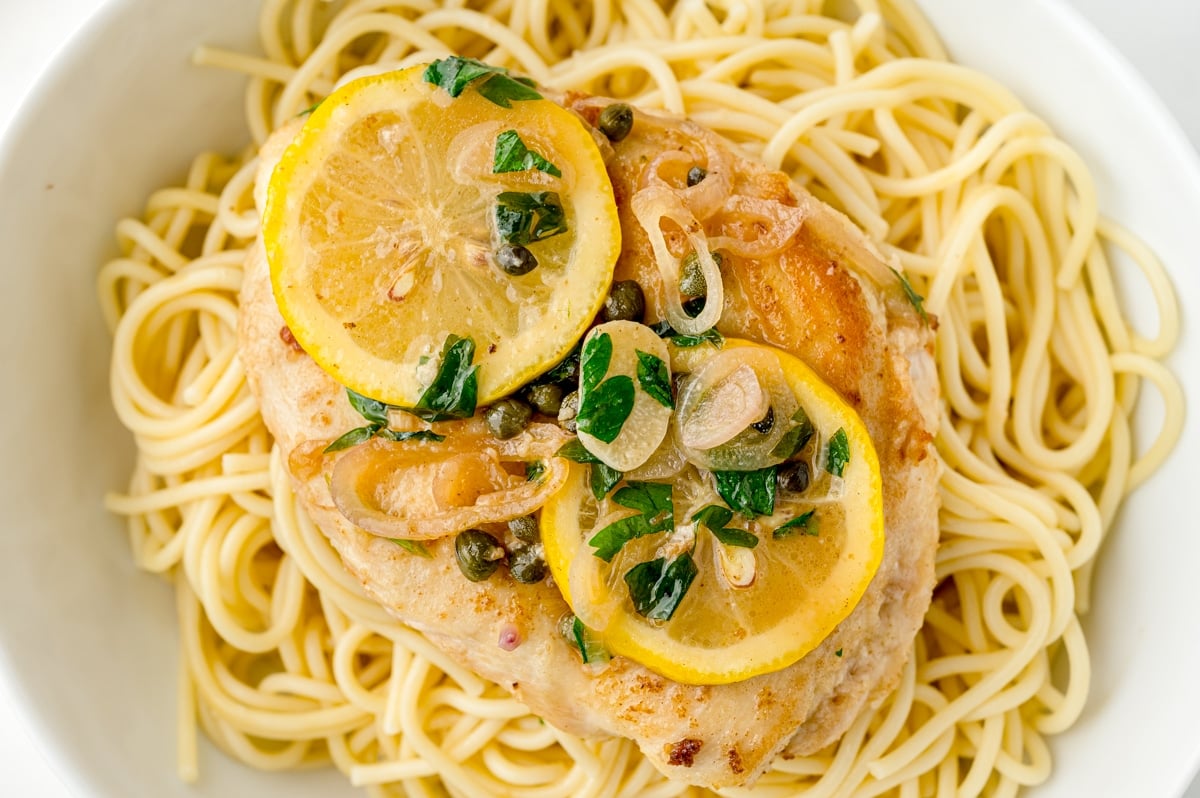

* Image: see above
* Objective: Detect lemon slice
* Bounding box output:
[263,63,620,407]
[542,339,884,685]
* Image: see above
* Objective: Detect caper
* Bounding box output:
[597,103,634,142]
[603,279,645,323]
[679,251,723,299]
[777,461,811,495]
[686,166,707,187]
[455,529,506,582]
[683,296,706,318]
[485,398,532,440]
[525,382,564,415]
[495,243,538,276]
[558,390,580,433]
[509,544,549,584]
[751,407,775,434]
[508,515,541,544]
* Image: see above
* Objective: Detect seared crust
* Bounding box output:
[238,103,940,788]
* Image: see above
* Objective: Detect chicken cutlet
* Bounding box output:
[238,92,940,789]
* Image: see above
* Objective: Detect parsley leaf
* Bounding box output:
[773,509,816,538]
[324,425,380,453]
[495,191,567,246]
[769,405,815,460]
[590,462,623,500]
[555,439,622,498]
[541,343,581,385]
[588,481,674,561]
[890,267,928,323]
[423,56,542,107]
[346,388,389,425]
[526,460,546,482]
[712,466,777,517]
[576,375,634,443]
[580,332,612,394]
[826,428,850,477]
[410,335,479,421]
[650,320,724,349]
[636,350,673,408]
[389,538,433,557]
[569,616,610,664]
[692,504,758,548]
[624,554,698,621]
[493,129,562,177]
[555,438,599,463]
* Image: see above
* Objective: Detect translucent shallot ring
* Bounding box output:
[640,136,733,222]
[708,194,807,259]
[295,420,570,540]
[630,185,723,336]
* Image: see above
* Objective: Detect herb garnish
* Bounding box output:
[324,388,447,452]
[712,466,778,517]
[769,406,815,460]
[826,428,850,477]
[636,350,673,409]
[525,460,546,482]
[390,538,433,557]
[773,510,816,538]
[588,481,674,561]
[624,554,697,621]
[493,130,561,177]
[495,191,567,246]
[576,332,634,443]
[568,616,610,664]
[403,335,479,421]
[890,267,928,323]
[423,56,542,107]
[650,319,724,349]
[692,504,759,548]
[555,438,622,499]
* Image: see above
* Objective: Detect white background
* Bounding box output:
[0,0,1196,795]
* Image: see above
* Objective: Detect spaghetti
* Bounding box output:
[99,0,1184,796]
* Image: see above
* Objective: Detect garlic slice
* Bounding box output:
[717,544,757,589]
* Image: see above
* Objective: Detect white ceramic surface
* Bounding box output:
[0,1,1197,796]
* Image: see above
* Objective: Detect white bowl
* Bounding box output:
[0,1,1197,796]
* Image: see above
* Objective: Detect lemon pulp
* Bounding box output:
[263,64,620,407]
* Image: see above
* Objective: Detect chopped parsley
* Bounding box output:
[493,129,561,177]
[773,510,816,538]
[555,438,622,499]
[635,350,673,409]
[494,191,567,246]
[826,428,850,477]
[576,332,633,443]
[692,504,758,548]
[580,332,612,394]
[650,319,724,349]
[890,267,928,323]
[324,388,446,452]
[408,335,479,421]
[423,56,542,107]
[525,460,546,482]
[624,554,697,621]
[568,616,610,664]
[389,538,433,557]
[769,406,815,460]
[712,466,778,518]
[588,481,674,562]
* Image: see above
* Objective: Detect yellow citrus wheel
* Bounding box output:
[263,62,620,407]
[542,339,884,685]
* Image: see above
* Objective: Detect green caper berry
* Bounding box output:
[558,390,580,433]
[455,529,505,582]
[495,243,538,276]
[686,166,707,187]
[751,406,775,434]
[509,544,549,584]
[526,382,564,415]
[597,103,634,142]
[777,461,811,495]
[603,279,645,322]
[485,398,532,440]
[679,251,724,298]
[508,515,540,544]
